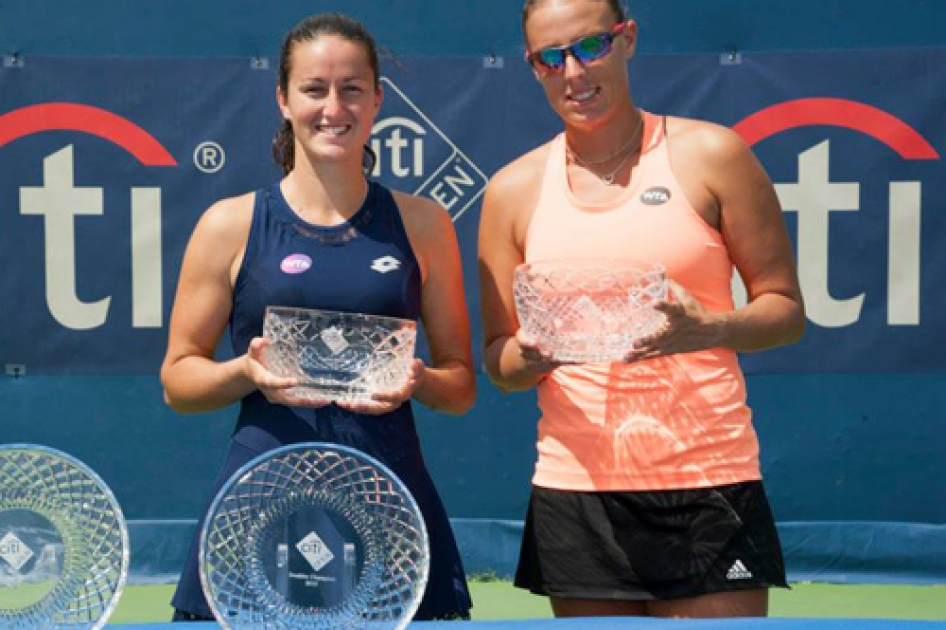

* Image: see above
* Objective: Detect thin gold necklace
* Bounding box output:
[566,113,644,185]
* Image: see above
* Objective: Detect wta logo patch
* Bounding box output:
[641,187,671,205]
[280,253,312,275]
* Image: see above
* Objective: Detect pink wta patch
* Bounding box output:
[280,254,312,274]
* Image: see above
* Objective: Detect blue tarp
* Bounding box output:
[127,519,946,585]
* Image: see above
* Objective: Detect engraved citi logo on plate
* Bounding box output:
[296,531,335,572]
[0,531,35,572]
[320,326,350,355]
[370,78,488,222]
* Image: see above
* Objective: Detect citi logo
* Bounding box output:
[371,117,425,178]
[320,326,349,355]
[0,102,177,330]
[641,187,671,205]
[733,97,939,329]
[0,532,34,572]
[370,78,488,221]
[296,531,334,572]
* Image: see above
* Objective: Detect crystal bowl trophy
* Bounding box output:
[514,259,669,363]
[263,306,418,404]
[0,444,129,629]
[199,443,429,630]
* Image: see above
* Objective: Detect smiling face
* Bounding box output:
[277,35,383,167]
[524,0,636,132]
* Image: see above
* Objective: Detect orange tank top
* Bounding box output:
[523,111,760,491]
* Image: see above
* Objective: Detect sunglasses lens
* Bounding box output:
[536,49,566,70]
[530,27,618,74]
[574,34,609,62]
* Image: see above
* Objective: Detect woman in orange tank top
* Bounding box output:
[478,0,805,620]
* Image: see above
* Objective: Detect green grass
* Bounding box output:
[105,581,946,624]
[455,581,946,622]
[109,584,175,624]
[771,583,946,620]
[0,579,56,609]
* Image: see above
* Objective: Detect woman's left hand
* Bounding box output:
[336,358,426,415]
[623,280,724,362]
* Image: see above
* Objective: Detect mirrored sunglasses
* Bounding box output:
[525,21,629,75]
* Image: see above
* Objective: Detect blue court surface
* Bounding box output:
[111,619,946,629]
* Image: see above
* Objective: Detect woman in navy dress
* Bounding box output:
[160,13,475,621]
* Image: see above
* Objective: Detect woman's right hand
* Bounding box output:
[244,337,332,408]
[515,329,571,375]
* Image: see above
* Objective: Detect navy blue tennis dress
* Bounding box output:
[171,181,472,620]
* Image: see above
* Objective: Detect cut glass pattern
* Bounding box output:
[0,445,129,630]
[263,307,417,404]
[199,443,429,630]
[514,259,668,363]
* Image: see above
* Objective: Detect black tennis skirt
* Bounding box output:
[515,481,788,601]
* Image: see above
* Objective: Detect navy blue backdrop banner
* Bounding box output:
[0,50,943,375]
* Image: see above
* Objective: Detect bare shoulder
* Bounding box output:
[665,115,753,167]
[389,190,457,283]
[184,190,256,272]
[668,116,756,162]
[479,139,554,253]
[667,117,766,196]
[194,191,255,241]
[390,189,453,240]
[485,141,554,207]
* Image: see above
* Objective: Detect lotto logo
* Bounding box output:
[370,78,487,221]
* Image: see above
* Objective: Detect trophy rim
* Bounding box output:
[514,257,667,276]
[264,305,419,330]
[198,441,430,630]
[0,443,130,630]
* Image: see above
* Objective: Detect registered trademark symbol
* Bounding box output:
[193,141,226,173]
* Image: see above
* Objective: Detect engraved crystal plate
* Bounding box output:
[199,443,429,630]
[0,445,129,629]
[263,307,417,404]
[513,259,668,363]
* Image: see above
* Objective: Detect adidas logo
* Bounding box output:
[726,559,753,580]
